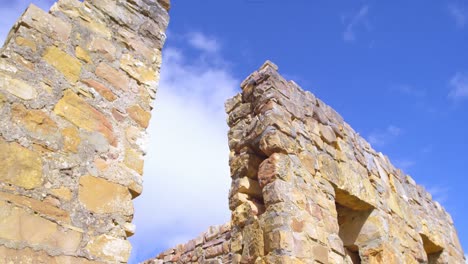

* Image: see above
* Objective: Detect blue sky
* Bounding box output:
[1,1,467,263]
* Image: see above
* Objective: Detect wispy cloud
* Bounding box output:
[425,185,450,205]
[389,84,426,98]
[448,72,468,99]
[393,159,415,172]
[186,31,221,53]
[129,32,237,262]
[448,3,467,29]
[367,125,402,147]
[342,5,370,42]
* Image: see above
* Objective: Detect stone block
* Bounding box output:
[54,90,115,145]
[127,104,151,128]
[95,63,130,91]
[85,234,131,263]
[0,72,37,100]
[0,139,43,189]
[78,175,132,215]
[43,46,82,83]
[0,201,81,254]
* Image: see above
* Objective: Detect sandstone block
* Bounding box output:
[258,153,293,188]
[0,72,37,100]
[21,4,71,42]
[11,104,59,143]
[0,139,43,189]
[0,246,100,264]
[15,36,37,51]
[50,187,73,201]
[127,104,151,128]
[78,175,132,214]
[62,126,81,153]
[96,63,130,91]
[75,46,92,63]
[43,46,82,83]
[124,147,144,175]
[120,54,157,84]
[85,234,132,263]
[89,37,116,61]
[54,90,115,145]
[0,201,81,254]
[82,79,117,102]
[0,191,70,223]
[319,124,337,145]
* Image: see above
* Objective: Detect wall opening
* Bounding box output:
[334,188,374,264]
[421,234,443,264]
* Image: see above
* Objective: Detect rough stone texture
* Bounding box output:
[147,61,465,263]
[0,0,169,263]
[145,223,232,264]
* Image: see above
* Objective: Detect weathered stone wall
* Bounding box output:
[147,61,464,263]
[225,61,465,263]
[146,223,232,264]
[0,0,169,263]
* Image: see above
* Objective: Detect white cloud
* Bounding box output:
[367,125,401,147]
[448,4,467,29]
[465,255,467,264]
[342,5,370,42]
[449,72,468,99]
[0,0,55,45]
[187,31,220,53]
[129,33,238,262]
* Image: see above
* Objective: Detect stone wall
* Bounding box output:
[0,0,169,263]
[146,223,232,264]
[147,61,465,263]
[225,61,465,263]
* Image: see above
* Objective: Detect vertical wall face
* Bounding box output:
[0,0,169,263]
[226,61,465,263]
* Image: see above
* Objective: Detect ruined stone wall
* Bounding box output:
[0,0,169,263]
[148,61,465,264]
[225,61,465,263]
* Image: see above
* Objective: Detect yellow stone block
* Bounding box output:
[43,46,82,83]
[120,54,157,84]
[0,201,81,254]
[62,126,81,153]
[127,104,151,128]
[124,147,144,175]
[11,103,58,136]
[50,187,73,201]
[75,46,92,63]
[54,90,115,145]
[0,191,70,223]
[78,175,132,214]
[15,36,37,51]
[0,139,42,189]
